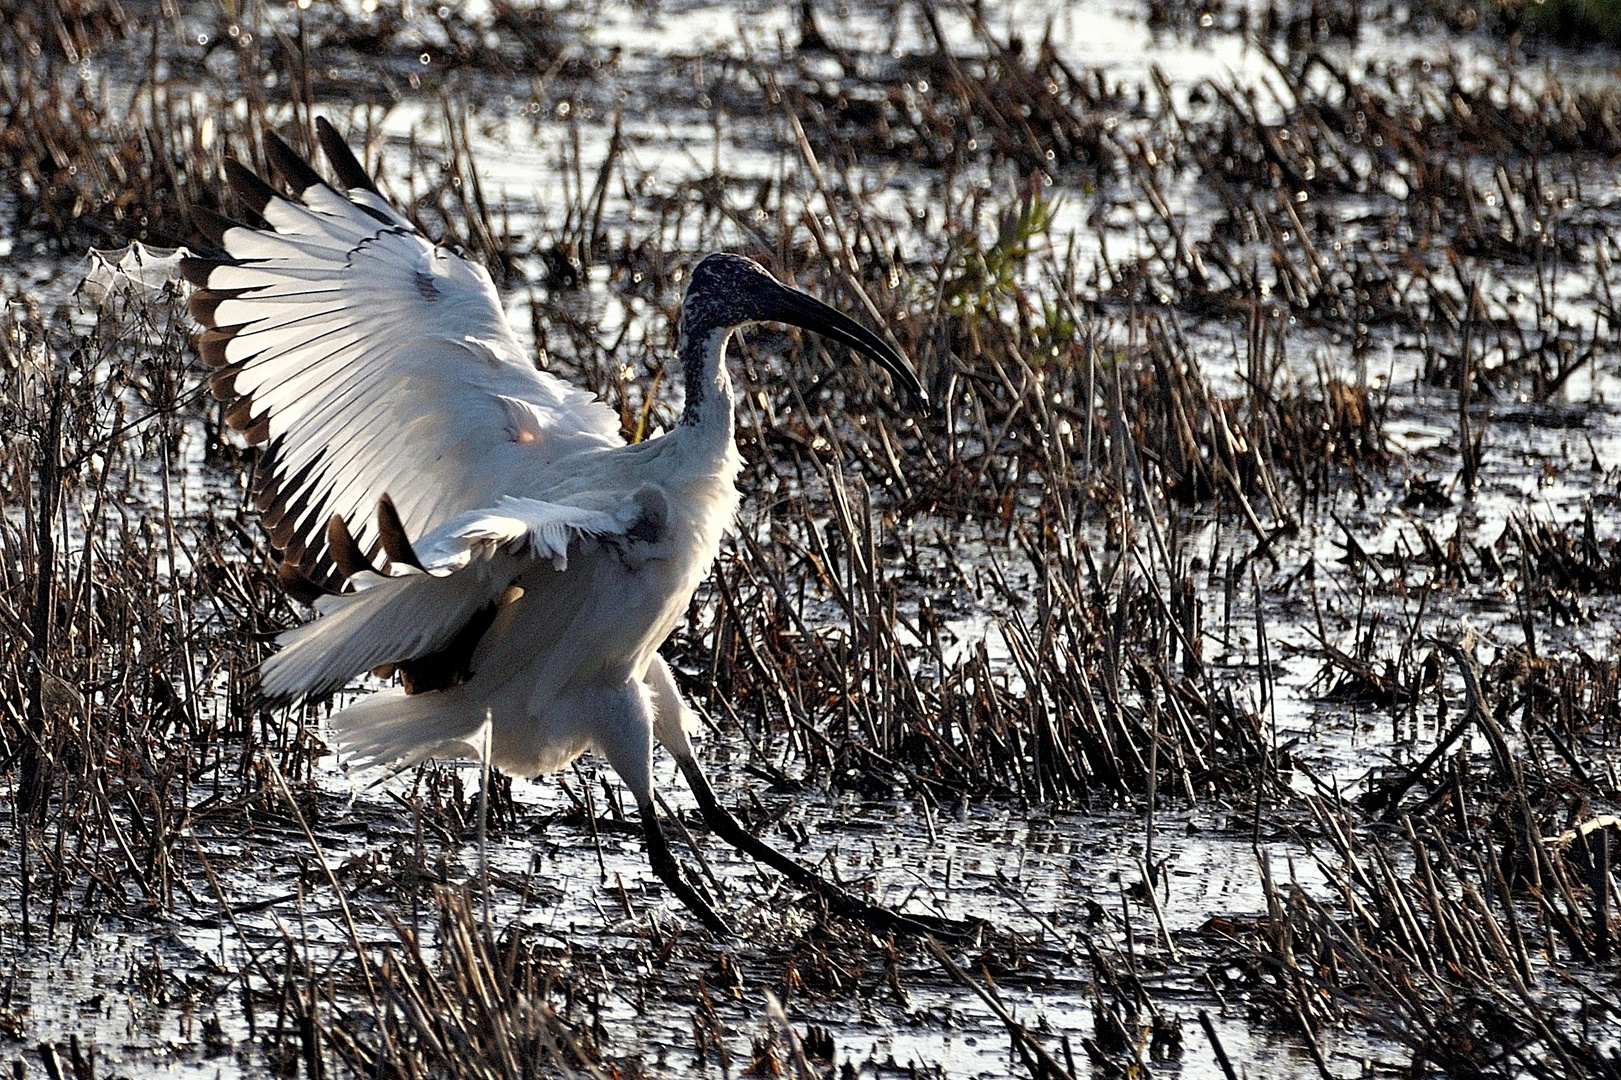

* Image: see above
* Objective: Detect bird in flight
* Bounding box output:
[183,119,961,937]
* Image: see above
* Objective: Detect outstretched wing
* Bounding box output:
[258,493,652,703]
[184,119,622,590]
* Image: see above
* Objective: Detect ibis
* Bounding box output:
[183,120,957,937]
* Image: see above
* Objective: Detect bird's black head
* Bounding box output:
[680,252,925,408]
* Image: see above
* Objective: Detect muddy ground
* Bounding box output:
[2,0,1621,1077]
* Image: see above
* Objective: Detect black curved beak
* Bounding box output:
[760,284,928,411]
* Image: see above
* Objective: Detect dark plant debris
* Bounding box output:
[2,0,1620,1077]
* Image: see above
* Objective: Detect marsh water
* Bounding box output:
[3,0,1621,1077]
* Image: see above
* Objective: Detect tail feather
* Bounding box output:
[326,687,485,771]
[260,557,507,703]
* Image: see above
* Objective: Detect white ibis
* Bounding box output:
[184,120,958,937]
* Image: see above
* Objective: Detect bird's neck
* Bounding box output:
[676,324,735,442]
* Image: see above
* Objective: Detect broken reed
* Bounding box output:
[325,887,618,1080]
[0,286,316,933]
[1223,784,1621,1079]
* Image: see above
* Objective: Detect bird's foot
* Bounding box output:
[675,756,986,942]
[640,803,733,938]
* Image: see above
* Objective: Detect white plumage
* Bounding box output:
[185,120,936,936]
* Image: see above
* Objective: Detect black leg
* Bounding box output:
[640,802,732,937]
[675,756,981,940]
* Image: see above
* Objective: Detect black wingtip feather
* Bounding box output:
[376,494,425,571]
[224,394,263,431]
[191,206,259,248]
[209,363,244,401]
[263,130,326,195]
[277,559,332,605]
[243,413,273,446]
[189,288,247,329]
[179,256,224,287]
[182,231,231,261]
[316,117,381,195]
[223,158,281,217]
[328,513,379,580]
[196,325,248,367]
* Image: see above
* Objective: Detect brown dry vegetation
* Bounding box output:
[2,0,1621,1077]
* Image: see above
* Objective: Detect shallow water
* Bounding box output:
[5,0,1621,1077]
